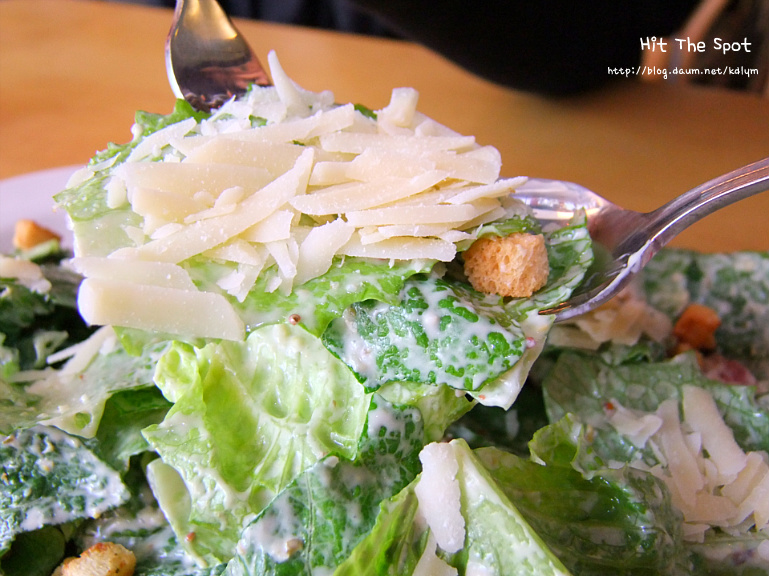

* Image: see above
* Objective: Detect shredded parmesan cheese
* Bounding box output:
[415,442,466,554]
[69,51,531,340]
[614,386,769,542]
[547,283,673,350]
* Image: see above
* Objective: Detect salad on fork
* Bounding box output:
[1,54,767,576]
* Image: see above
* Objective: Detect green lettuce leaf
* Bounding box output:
[538,349,769,574]
[0,329,168,438]
[0,246,89,376]
[543,351,769,463]
[442,439,573,576]
[74,462,228,576]
[376,380,474,443]
[494,419,690,575]
[142,324,371,563]
[322,214,593,409]
[231,256,433,336]
[0,426,129,555]
[332,485,426,576]
[54,100,208,223]
[0,525,67,576]
[322,275,527,392]
[87,387,172,472]
[224,394,424,575]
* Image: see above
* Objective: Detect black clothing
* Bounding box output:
[345,0,700,96]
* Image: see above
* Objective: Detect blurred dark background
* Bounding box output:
[108,0,768,96]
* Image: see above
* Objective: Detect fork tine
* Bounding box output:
[166,0,271,112]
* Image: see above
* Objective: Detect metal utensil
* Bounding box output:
[165,0,271,112]
[520,157,769,321]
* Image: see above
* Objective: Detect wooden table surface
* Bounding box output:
[1,0,768,251]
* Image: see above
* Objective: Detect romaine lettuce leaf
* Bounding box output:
[322,275,527,392]
[441,439,573,576]
[54,100,208,223]
[332,485,426,576]
[74,466,228,576]
[322,214,593,409]
[1,244,89,376]
[231,256,433,336]
[376,380,474,443]
[0,425,129,556]
[538,348,769,574]
[142,324,371,562]
[87,386,172,471]
[495,419,690,575]
[224,394,424,575]
[0,525,67,576]
[0,329,168,438]
[543,351,769,461]
[335,439,580,576]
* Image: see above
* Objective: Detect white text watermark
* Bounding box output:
[608,65,759,81]
[639,36,753,54]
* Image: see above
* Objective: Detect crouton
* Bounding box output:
[673,303,721,351]
[463,233,549,297]
[59,542,136,576]
[13,219,60,250]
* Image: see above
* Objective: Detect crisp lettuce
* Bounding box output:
[142,324,371,562]
[0,426,129,556]
[532,352,769,574]
[543,352,769,460]
[0,241,89,376]
[224,395,425,575]
[0,331,168,438]
[513,418,689,575]
[231,256,433,336]
[322,275,528,392]
[54,100,208,224]
[331,486,426,576]
[323,214,593,409]
[445,439,572,576]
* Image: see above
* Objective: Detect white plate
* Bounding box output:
[0,165,79,252]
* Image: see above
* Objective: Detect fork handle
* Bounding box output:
[644,156,769,255]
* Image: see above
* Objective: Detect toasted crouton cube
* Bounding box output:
[13,219,60,250]
[60,542,136,576]
[463,233,549,297]
[673,303,721,351]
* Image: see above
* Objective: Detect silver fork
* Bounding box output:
[520,157,769,321]
[163,2,769,321]
[166,0,271,112]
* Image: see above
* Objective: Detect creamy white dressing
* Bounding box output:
[9,426,128,532]
[470,312,552,409]
[238,499,304,563]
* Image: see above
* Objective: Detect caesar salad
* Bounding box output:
[1,52,768,576]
